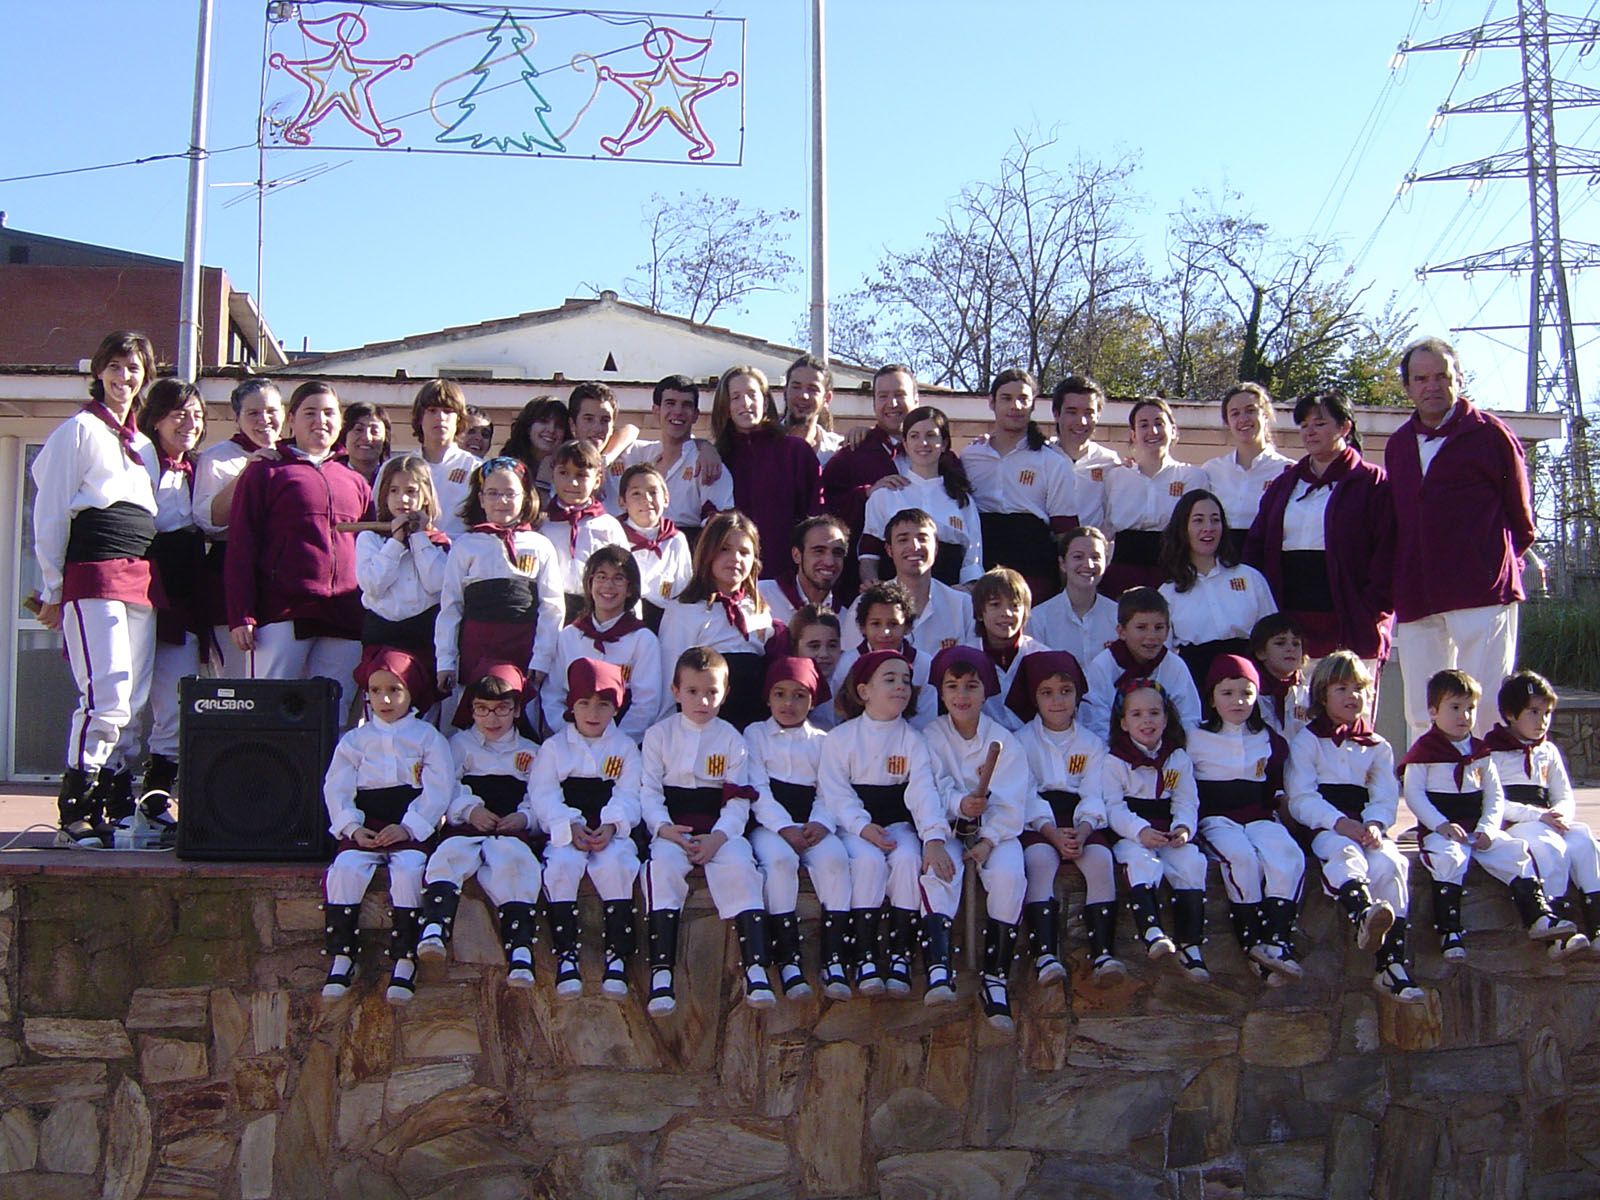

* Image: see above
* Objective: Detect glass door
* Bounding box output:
[11,442,77,779]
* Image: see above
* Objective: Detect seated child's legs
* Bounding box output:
[749,826,801,913]
[325,848,385,905]
[701,834,765,920]
[1366,841,1411,916]
[1023,841,1059,904]
[976,837,1026,925]
[1510,820,1572,896]
[839,831,890,908]
[1197,816,1263,904]
[1309,829,1369,890]
[1158,843,1207,891]
[424,837,487,888]
[800,834,853,913]
[1470,829,1535,885]
[385,849,427,907]
[541,843,587,903]
[644,839,694,912]
[1244,821,1306,901]
[883,824,927,911]
[1418,833,1471,885]
[474,838,543,908]
[1564,823,1600,893]
[1113,839,1164,890]
[1077,843,1116,904]
[586,839,641,901]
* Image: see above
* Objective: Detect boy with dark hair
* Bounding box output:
[1082,587,1202,739]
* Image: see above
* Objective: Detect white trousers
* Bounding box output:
[1024,840,1116,904]
[750,826,852,913]
[972,837,1027,925]
[1418,827,1533,886]
[1394,603,1517,742]
[541,838,640,903]
[1309,830,1410,915]
[424,835,543,906]
[248,623,362,727]
[1506,818,1600,897]
[838,824,962,916]
[210,624,249,680]
[643,833,764,918]
[1114,838,1208,891]
[1198,815,1306,904]
[325,847,426,907]
[62,598,155,772]
[148,635,200,760]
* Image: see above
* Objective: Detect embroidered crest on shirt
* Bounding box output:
[681,467,695,481]
[1067,753,1087,775]
[1161,768,1180,791]
[1539,762,1550,783]
[1254,757,1267,779]
[887,755,908,776]
[1465,766,1480,788]
[603,755,623,780]
[706,754,726,778]
[660,581,672,596]
[941,637,957,649]
[1229,576,1247,592]
[516,552,537,574]
[949,515,963,531]
[1090,468,1104,482]
[514,751,533,773]
[411,761,424,786]
[449,468,467,484]
[620,665,633,682]
[1018,470,1035,487]
[1168,481,1184,497]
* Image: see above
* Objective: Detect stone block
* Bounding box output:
[761,1034,808,1119]
[1168,1058,1238,1167]
[1396,1042,1523,1096]
[521,1071,714,1144]
[370,1085,507,1158]
[797,1040,870,1195]
[22,1018,131,1060]
[1240,1009,1333,1067]
[275,897,324,932]
[328,1163,409,1200]
[1245,1140,1326,1198]
[160,1132,233,1173]
[868,1038,926,1113]
[925,1021,972,1113]
[102,1078,152,1200]
[870,1088,964,1154]
[1067,1016,1237,1069]
[1018,1157,1168,1200]
[398,1006,481,1060]
[142,1165,220,1199]
[965,1044,1018,1149]
[383,1061,476,1118]
[1008,1071,1174,1162]
[208,989,249,1073]
[125,987,210,1033]
[232,1054,288,1114]
[1338,992,1380,1055]
[272,1041,335,1200]
[1325,1114,1377,1200]
[1528,1027,1567,1102]
[1373,1106,1441,1200]
[37,1101,97,1174]
[0,1043,16,1073]
[877,1149,1034,1200]
[1237,1067,1333,1145]
[529,1142,642,1200]
[426,1176,530,1200]
[239,1115,276,1200]
[140,1037,208,1085]
[0,1176,95,1200]
[0,1063,105,1105]
[1378,985,1443,1050]
[142,939,251,991]
[0,1109,36,1174]
[250,991,288,1053]
[529,990,663,1070]
[337,1082,385,1151]
[156,1081,230,1139]
[338,987,397,1086]
[654,1117,789,1193]
[812,995,965,1045]
[395,1130,534,1193]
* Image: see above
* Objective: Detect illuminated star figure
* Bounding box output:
[269,11,414,147]
[597,26,739,161]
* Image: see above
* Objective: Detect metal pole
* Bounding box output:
[177,0,215,382]
[808,0,828,365]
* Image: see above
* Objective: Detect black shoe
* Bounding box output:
[820,910,851,999]
[142,753,178,799]
[1511,877,1575,940]
[498,901,538,961]
[545,899,580,993]
[386,908,421,1005]
[921,913,956,1005]
[1374,918,1425,1003]
[734,910,776,1009]
[601,900,635,997]
[1127,885,1174,958]
[853,908,885,994]
[1084,901,1125,980]
[769,912,811,998]
[321,902,362,997]
[885,908,916,995]
[417,881,461,960]
[647,909,681,1016]
[1432,881,1464,936]
[1257,896,1304,979]
[1024,899,1065,983]
[980,919,1019,1030]
[91,767,136,825]
[54,766,108,848]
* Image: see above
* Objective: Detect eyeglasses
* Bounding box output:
[480,490,521,502]
[471,701,516,717]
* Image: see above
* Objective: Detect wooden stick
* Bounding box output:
[962,740,1004,971]
[334,521,396,533]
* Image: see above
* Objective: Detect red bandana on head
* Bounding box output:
[1004,650,1088,725]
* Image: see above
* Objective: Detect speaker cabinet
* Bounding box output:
[177,677,339,861]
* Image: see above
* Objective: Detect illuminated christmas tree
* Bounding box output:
[436,13,565,153]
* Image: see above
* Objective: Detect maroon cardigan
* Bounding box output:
[723,427,824,579]
[1243,451,1395,661]
[225,450,371,634]
[1384,400,1535,622]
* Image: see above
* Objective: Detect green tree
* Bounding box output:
[436,13,565,154]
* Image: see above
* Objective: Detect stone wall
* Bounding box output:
[0,862,1598,1200]
[1550,692,1600,784]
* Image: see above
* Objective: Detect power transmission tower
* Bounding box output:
[1401,0,1600,587]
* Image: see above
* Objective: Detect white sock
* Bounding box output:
[328,954,353,977]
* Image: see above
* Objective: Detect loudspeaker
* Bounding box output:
[177,676,340,861]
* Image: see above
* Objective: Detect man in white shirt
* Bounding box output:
[1050,375,1122,531]
[759,515,849,624]
[614,375,734,550]
[842,508,970,652]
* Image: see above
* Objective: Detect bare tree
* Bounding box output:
[623,192,800,326]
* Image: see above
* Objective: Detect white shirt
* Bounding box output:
[545,510,630,595]
[540,615,662,742]
[323,713,454,841]
[1083,646,1202,741]
[31,408,159,604]
[639,713,752,841]
[922,713,1029,844]
[1491,739,1576,825]
[861,467,985,584]
[624,520,692,611]
[446,724,538,825]
[191,436,255,538]
[959,435,1078,521]
[356,530,448,624]
[1026,591,1119,668]
[807,427,845,467]
[1067,445,1125,533]
[616,438,734,529]
[1100,459,1210,537]
[1051,438,1122,471]
[1281,479,1332,551]
[1259,677,1312,745]
[1203,448,1294,530]
[1159,563,1277,648]
[425,443,481,539]
[1402,743,1505,837]
[816,713,949,841]
[745,718,830,831]
[841,577,971,655]
[757,576,837,626]
[1015,720,1108,831]
[1102,744,1200,839]
[1186,722,1279,788]
[434,528,565,676]
[1417,403,1461,477]
[147,457,195,535]
[656,595,777,716]
[525,722,642,845]
[1284,726,1399,831]
[957,635,1045,732]
[831,643,940,732]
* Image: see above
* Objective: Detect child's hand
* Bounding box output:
[373,823,410,848]
[496,812,529,835]
[569,820,592,851]
[923,838,956,882]
[1470,830,1492,851]
[964,838,993,866]
[589,823,616,851]
[437,670,456,695]
[1167,826,1190,848]
[688,830,726,866]
[800,821,829,848]
[351,826,382,849]
[467,806,499,833]
[231,624,255,652]
[1333,816,1367,844]
[958,792,988,819]
[779,825,809,853]
[870,473,912,493]
[1542,811,1571,833]
[1136,827,1169,850]
[389,513,415,541]
[1041,823,1072,859]
[1362,822,1386,850]
[660,824,696,850]
[1438,822,1469,844]
[861,823,895,852]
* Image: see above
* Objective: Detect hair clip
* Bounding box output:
[478,456,527,481]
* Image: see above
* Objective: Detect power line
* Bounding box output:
[0,141,257,186]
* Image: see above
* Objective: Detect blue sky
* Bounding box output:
[2,0,1598,408]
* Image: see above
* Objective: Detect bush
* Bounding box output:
[1518,599,1600,691]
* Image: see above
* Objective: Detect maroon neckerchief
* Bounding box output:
[547,498,606,554]
[468,521,531,567]
[1291,445,1358,497]
[623,517,679,556]
[715,590,751,640]
[573,611,646,653]
[1108,727,1183,800]
[1396,726,1489,788]
[1109,640,1166,690]
[1258,668,1300,726]
[159,452,196,497]
[1483,722,1540,779]
[779,572,835,613]
[86,402,142,464]
[980,636,1021,672]
[229,430,264,454]
[856,638,917,666]
[1306,714,1379,748]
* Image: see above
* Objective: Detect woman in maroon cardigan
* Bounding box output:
[710,364,823,580]
[1243,390,1395,666]
[226,381,373,721]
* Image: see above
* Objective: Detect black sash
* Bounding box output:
[1109,529,1161,568]
[462,577,538,622]
[462,773,524,819]
[769,779,817,824]
[1177,638,1248,695]
[1125,795,1171,825]
[1427,790,1484,829]
[1039,788,1081,826]
[978,510,1058,580]
[363,604,440,652]
[561,776,617,824]
[663,784,724,835]
[1196,778,1271,819]
[1503,782,1551,809]
[853,782,912,829]
[66,502,156,562]
[1282,550,1334,613]
[1317,783,1369,820]
[147,527,205,601]
[933,540,966,587]
[356,784,421,830]
[719,651,769,732]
